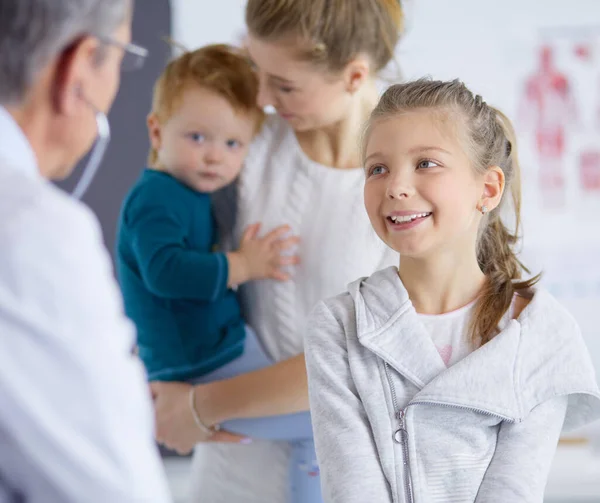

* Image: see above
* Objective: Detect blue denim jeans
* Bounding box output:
[190,326,322,503]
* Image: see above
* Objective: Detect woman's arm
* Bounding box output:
[196,353,309,425]
[150,354,310,453]
[475,395,568,502]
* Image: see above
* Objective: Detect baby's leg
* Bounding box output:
[288,439,323,503]
[224,411,314,441]
[191,325,313,441]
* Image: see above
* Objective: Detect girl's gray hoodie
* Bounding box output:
[305,266,600,503]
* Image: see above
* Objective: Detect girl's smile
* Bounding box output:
[385,211,433,231]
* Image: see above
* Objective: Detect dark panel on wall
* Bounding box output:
[57,1,173,261]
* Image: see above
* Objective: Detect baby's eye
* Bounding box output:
[226,139,241,149]
[189,133,206,143]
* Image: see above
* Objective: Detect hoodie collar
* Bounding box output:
[349,266,600,424]
[349,266,448,389]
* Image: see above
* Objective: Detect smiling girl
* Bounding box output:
[306,79,600,503]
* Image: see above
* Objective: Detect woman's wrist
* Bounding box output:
[192,382,227,427]
[189,386,220,434]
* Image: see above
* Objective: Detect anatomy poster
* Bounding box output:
[516,33,600,212]
[518,45,578,209]
[514,27,600,389]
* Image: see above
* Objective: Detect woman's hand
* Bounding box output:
[150,381,248,455]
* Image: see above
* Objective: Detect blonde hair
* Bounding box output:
[245,0,404,73]
[148,44,264,167]
[364,78,540,346]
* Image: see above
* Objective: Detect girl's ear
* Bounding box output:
[480,166,505,211]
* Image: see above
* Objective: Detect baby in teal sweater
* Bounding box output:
[118,44,325,503]
[117,45,298,383]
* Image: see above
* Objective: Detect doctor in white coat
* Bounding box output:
[0,1,171,502]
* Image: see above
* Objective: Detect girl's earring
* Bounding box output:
[480,205,489,215]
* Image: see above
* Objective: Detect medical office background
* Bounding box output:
[57,1,600,501]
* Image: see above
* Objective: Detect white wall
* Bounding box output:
[171,0,600,376]
[170,0,245,49]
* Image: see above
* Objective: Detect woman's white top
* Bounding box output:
[190,115,398,502]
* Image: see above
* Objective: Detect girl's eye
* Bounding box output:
[279,86,294,93]
[189,133,206,143]
[226,139,242,149]
[369,165,387,176]
[417,159,439,169]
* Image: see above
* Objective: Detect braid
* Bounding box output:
[470,107,540,345]
[473,214,526,344]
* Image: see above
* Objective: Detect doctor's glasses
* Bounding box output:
[96,35,149,72]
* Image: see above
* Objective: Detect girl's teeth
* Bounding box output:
[390,212,430,223]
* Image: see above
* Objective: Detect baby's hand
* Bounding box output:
[227,224,300,285]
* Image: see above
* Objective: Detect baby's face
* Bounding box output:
[151,85,257,193]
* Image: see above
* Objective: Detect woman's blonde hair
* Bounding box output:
[364,78,540,346]
[245,0,404,73]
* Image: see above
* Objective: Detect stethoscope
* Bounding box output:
[71,90,111,200]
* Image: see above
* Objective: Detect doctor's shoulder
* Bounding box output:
[21,180,105,256]
[0,179,115,316]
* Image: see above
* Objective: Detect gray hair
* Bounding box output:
[0,0,132,105]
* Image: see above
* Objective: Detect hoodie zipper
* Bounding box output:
[384,363,414,503]
[383,362,519,503]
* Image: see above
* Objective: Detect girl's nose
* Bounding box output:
[386,173,414,199]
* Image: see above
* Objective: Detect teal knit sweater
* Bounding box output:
[116,169,244,381]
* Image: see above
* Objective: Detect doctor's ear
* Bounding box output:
[53,36,99,116]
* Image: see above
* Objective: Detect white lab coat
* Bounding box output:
[0,107,172,503]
